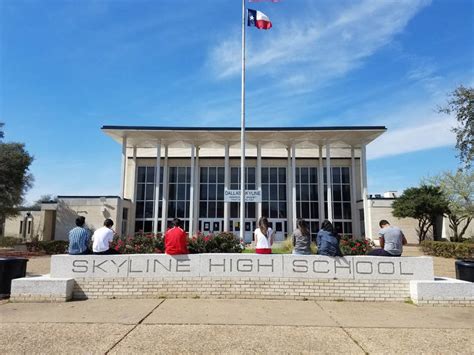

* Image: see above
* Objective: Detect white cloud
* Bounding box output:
[207,0,431,92]
[367,116,455,160]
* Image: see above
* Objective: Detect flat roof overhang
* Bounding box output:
[101,125,386,149]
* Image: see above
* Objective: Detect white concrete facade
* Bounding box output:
[104,126,386,241]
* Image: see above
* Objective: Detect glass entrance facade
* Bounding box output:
[134,163,353,237]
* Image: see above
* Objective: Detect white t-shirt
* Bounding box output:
[255,227,273,249]
[92,226,114,252]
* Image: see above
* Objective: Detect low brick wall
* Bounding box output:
[73,277,410,302]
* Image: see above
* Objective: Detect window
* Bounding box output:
[261,167,287,219]
[167,166,192,231]
[230,167,256,219]
[135,166,163,233]
[324,167,352,236]
[296,167,319,240]
[199,167,225,218]
[122,207,129,235]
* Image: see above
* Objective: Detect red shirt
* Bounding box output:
[164,227,189,255]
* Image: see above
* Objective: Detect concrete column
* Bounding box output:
[256,142,262,220]
[291,143,297,232]
[194,147,200,234]
[224,142,230,232]
[351,147,360,237]
[318,145,325,227]
[120,136,127,199]
[326,143,333,222]
[160,145,169,234]
[286,147,293,233]
[360,144,370,239]
[153,141,161,235]
[130,146,137,235]
[189,144,196,237]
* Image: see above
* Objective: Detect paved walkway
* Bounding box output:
[1,298,472,354]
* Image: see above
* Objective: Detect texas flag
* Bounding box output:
[247,9,272,30]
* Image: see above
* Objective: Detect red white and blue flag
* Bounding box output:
[247,9,272,30]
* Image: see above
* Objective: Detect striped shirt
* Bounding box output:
[68,226,90,254]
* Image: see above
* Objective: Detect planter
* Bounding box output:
[455,259,474,283]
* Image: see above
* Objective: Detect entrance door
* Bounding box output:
[199,219,223,235]
[230,219,256,243]
[268,219,287,242]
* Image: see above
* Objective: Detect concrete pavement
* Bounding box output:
[1,298,472,354]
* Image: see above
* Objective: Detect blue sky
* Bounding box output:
[1,0,472,204]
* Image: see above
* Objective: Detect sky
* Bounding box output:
[0,0,473,204]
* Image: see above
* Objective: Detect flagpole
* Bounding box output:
[240,0,246,242]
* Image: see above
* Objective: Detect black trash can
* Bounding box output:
[455,259,474,283]
[0,257,29,298]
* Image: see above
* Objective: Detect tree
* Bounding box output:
[425,170,474,242]
[0,122,4,140]
[439,85,474,170]
[392,185,449,243]
[0,143,34,220]
[29,194,57,209]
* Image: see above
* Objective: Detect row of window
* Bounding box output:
[135,166,353,236]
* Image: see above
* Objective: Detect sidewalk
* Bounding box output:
[1,298,472,354]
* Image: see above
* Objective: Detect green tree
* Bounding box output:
[439,85,474,170]
[392,185,449,243]
[425,170,474,242]
[0,143,34,220]
[0,122,4,140]
[29,194,57,209]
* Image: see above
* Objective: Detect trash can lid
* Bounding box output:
[0,257,29,261]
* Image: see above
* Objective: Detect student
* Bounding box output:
[369,220,407,257]
[92,219,117,255]
[164,218,189,255]
[254,216,274,254]
[292,219,312,255]
[68,216,90,255]
[316,220,343,257]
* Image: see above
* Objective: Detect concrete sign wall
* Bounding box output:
[51,254,434,281]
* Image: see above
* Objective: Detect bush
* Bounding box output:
[188,232,243,254]
[110,232,164,254]
[420,240,474,259]
[0,236,23,247]
[26,240,69,254]
[340,236,374,255]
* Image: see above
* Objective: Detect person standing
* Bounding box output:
[68,216,90,255]
[92,219,117,254]
[368,220,407,257]
[164,218,189,255]
[292,219,312,255]
[254,216,274,254]
[316,220,343,257]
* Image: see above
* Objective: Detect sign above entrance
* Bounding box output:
[224,189,262,202]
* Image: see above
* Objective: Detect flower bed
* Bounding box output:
[339,236,374,255]
[110,231,243,254]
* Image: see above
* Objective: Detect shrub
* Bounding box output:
[340,236,374,255]
[420,240,474,259]
[110,232,164,254]
[0,236,23,247]
[188,232,243,254]
[26,240,69,254]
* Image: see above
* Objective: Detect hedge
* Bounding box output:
[420,240,474,259]
[26,240,69,254]
[0,237,23,248]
